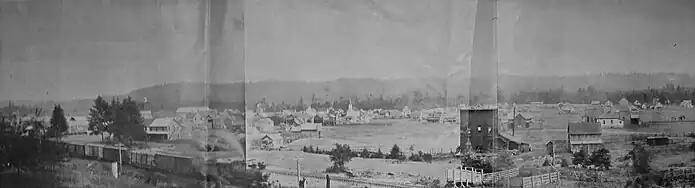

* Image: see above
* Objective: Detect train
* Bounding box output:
[51,140,259,185]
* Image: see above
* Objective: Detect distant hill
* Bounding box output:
[5,72,695,115]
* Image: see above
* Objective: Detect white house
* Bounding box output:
[597,113,624,128]
[146,117,186,140]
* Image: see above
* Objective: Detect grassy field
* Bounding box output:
[248,150,453,185]
[315,119,459,154]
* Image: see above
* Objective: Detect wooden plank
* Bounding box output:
[532,175,541,186]
[541,174,549,184]
[522,177,532,188]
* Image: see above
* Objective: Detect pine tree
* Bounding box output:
[88,96,110,140]
[109,97,147,145]
[49,105,69,138]
[388,144,402,160]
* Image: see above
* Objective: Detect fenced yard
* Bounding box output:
[521,172,560,188]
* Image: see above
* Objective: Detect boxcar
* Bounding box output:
[96,144,104,159]
[119,148,130,165]
[84,144,96,159]
[102,145,121,162]
[155,153,176,173]
[72,143,86,157]
[129,151,156,169]
[173,155,197,175]
[155,153,196,175]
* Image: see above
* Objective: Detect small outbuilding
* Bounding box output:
[646,136,669,146]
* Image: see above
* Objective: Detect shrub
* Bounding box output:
[408,153,423,162]
[375,148,385,159]
[388,144,403,160]
[360,148,371,158]
[560,158,570,167]
[257,162,266,170]
[327,144,353,173]
[572,150,590,166]
[589,148,612,170]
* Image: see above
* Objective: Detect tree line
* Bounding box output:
[507,83,695,104]
[257,90,472,112]
[256,83,695,111]
[0,103,70,187]
[87,95,147,145]
[303,144,435,166]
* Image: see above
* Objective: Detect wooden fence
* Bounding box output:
[483,168,520,183]
[267,169,424,188]
[521,172,560,188]
[445,167,520,185]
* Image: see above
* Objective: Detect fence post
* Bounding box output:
[326,174,330,188]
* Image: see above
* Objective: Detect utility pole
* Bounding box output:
[512,106,516,136]
[296,158,301,187]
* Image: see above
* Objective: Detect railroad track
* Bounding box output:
[264,169,424,188]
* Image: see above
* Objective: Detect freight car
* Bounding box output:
[58,140,255,186]
[154,153,197,175]
[84,143,104,160]
[101,145,129,163]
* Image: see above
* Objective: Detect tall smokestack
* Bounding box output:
[468,0,498,105]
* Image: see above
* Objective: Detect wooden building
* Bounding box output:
[545,140,570,156]
[460,106,498,153]
[567,122,603,153]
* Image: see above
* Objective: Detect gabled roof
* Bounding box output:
[262,134,283,141]
[515,113,534,119]
[597,113,618,119]
[149,117,175,127]
[568,122,602,134]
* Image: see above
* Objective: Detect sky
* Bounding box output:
[1,0,695,101]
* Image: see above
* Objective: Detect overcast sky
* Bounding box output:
[1,0,694,101]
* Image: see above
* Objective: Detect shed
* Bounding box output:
[545,140,570,156]
[646,136,669,146]
[261,134,284,149]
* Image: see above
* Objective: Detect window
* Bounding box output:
[610,120,613,124]
[477,125,482,132]
[149,127,168,132]
[602,120,605,124]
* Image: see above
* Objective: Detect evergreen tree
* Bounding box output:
[109,97,147,144]
[49,105,69,138]
[87,96,111,140]
[388,144,403,160]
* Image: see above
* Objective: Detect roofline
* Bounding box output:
[568,133,602,135]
